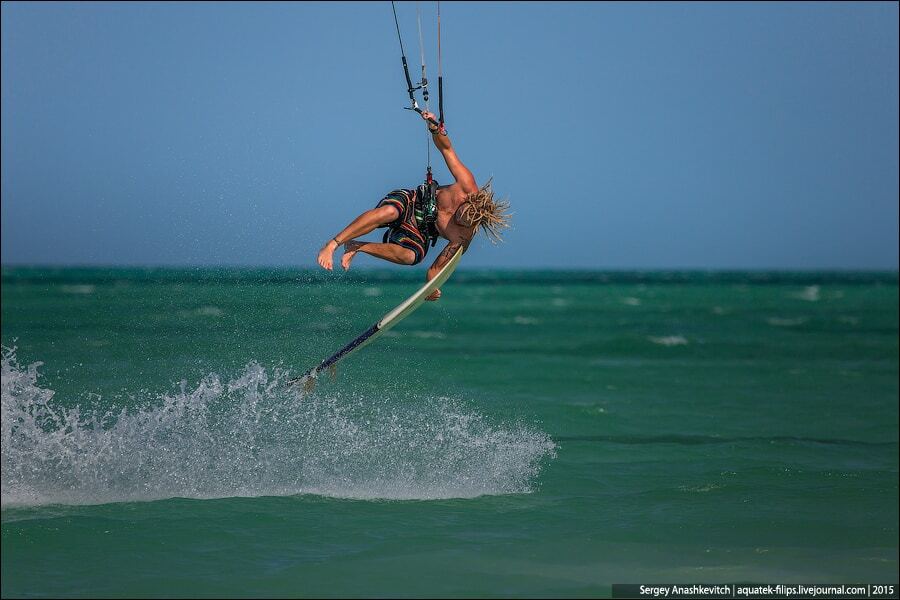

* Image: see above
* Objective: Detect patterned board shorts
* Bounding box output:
[376,189,430,265]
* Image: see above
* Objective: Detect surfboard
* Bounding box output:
[289,246,464,389]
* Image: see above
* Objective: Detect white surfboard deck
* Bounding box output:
[289,247,464,388]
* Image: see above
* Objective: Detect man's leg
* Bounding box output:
[317,205,399,270]
[342,241,415,269]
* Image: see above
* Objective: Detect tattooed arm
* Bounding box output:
[424,238,470,302]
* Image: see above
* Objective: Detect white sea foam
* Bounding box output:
[1,347,555,507]
[410,331,446,339]
[792,286,821,302]
[61,284,96,295]
[648,336,688,346]
[513,316,540,325]
[679,483,722,493]
[767,317,808,327]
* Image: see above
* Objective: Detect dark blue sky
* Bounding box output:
[2,2,897,269]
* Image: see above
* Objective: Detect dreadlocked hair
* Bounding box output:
[456,179,511,243]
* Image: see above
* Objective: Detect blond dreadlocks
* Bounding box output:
[454,179,511,243]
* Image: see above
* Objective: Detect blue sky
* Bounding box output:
[2,1,897,269]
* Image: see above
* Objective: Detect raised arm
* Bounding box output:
[421,112,477,194]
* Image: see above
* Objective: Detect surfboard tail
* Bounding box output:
[286,364,336,393]
[286,367,316,389]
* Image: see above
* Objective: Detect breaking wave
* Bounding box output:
[1,347,556,507]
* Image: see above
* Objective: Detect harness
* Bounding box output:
[416,180,440,247]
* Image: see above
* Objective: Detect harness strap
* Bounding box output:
[417,183,440,247]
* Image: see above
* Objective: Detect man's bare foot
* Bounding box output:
[341,241,365,270]
[317,240,337,271]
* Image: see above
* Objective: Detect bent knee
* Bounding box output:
[372,205,401,224]
[400,248,419,265]
[387,244,419,265]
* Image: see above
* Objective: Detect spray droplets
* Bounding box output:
[1,348,555,507]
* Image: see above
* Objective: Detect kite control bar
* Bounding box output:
[391,1,444,130]
[400,55,437,125]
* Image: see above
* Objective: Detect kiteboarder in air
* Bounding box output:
[290,2,505,388]
[316,1,509,300]
[315,111,510,301]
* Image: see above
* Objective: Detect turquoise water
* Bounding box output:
[2,268,898,597]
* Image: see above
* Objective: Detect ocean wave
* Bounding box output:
[767,317,809,327]
[60,284,96,295]
[410,331,447,339]
[1,347,556,507]
[648,335,689,346]
[791,286,821,302]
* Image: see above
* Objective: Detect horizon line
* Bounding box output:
[2,262,898,274]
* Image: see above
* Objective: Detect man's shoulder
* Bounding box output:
[442,182,477,202]
[453,179,479,195]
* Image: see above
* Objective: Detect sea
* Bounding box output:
[1,267,897,598]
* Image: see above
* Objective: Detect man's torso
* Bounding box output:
[434,183,474,244]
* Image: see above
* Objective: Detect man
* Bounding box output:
[316,111,509,301]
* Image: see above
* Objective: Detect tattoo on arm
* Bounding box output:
[427,241,466,288]
[428,242,462,279]
[437,243,462,266]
